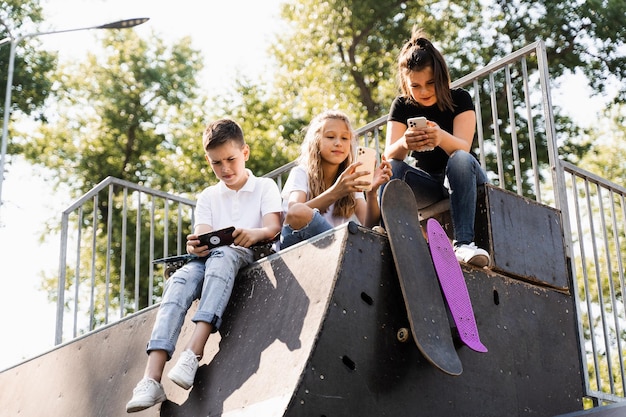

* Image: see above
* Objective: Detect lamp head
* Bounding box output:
[97,18,150,30]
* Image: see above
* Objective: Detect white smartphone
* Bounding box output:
[355,146,377,191]
[407,116,433,152]
[407,116,427,129]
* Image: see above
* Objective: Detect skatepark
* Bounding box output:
[1,41,626,416]
[0,216,589,416]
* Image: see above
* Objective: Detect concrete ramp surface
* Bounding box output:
[0,223,585,416]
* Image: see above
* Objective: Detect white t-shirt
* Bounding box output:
[195,169,282,230]
[281,165,364,227]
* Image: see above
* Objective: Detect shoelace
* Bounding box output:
[179,352,198,372]
[135,379,158,393]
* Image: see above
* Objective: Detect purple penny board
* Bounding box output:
[426,218,488,353]
[382,180,462,376]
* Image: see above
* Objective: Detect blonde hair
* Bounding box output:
[299,110,357,219]
[397,26,453,112]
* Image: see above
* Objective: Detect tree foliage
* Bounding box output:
[579,105,626,187]
[493,0,626,103]
[0,0,56,126]
[19,30,207,197]
[269,0,486,125]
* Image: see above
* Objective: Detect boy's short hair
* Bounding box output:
[202,119,245,151]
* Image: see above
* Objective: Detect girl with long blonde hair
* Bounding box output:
[281,110,391,249]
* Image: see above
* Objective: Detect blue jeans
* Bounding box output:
[146,246,253,358]
[280,209,333,249]
[381,150,488,245]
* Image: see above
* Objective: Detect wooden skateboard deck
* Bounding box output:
[426,218,488,353]
[152,254,196,265]
[381,179,463,376]
[153,254,197,278]
[152,233,280,278]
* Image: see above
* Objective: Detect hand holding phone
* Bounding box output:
[197,226,235,249]
[407,116,433,152]
[355,146,377,191]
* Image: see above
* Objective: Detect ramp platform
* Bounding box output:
[0,223,584,416]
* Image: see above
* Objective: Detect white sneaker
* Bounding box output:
[126,377,166,413]
[167,349,199,390]
[454,242,490,267]
[372,225,387,235]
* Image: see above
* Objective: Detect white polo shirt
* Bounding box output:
[195,169,282,230]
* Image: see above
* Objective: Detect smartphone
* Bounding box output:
[407,116,427,129]
[407,116,433,152]
[197,226,236,249]
[355,146,377,191]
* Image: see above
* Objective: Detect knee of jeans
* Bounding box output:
[389,159,408,179]
[162,276,195,306]
[284,203,315,230]
[448,150,477,176]
[448,149,472,166]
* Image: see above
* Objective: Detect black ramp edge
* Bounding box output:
[0,223,585,417]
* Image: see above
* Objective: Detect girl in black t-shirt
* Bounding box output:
[382,27,490,268]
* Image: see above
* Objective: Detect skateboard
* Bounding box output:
[381,179,463,376]
[426,218,488,353]
[152,233,280,278]
[153,254,197,278]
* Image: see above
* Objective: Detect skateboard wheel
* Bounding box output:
[397,327,410,342]
[164,265,177,279]
[347,221,359,234]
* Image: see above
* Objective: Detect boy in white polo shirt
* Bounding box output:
[126,118,283,413]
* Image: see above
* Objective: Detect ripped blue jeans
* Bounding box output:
[280,209,333,249]
[146,246,254,358]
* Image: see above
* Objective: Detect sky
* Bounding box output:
[0,0,614,371]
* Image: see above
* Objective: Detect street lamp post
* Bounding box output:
[0,17,149,211]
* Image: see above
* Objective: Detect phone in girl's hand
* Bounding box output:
[407,116,427,129]
[355,146,377,191]
[407,116,433,152]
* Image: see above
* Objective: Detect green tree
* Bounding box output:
[16,29,210,322]
[270,0,485,126]
[0,0,56,153]
[579,105,626,187]
[20,30,206,197]
[493,0,626,103]
[216,79,301,177]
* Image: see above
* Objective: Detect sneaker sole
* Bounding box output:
[126,395,166,413]
[168,370,193,390]
[466,254,490,268]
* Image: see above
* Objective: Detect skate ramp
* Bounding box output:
[0,223,585,416]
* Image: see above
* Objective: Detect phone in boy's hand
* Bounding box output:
[355,146,377,191]
[197,226,235,249]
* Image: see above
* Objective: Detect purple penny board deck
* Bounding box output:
[382,180,463,376]
[426,218,488,353]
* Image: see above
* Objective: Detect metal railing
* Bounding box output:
[562,161,626,403]
[55,177,196,343]
[53,40,626,405]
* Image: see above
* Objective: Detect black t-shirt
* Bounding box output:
[387,88,475,176]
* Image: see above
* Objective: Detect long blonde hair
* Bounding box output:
[299,110,357,219]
